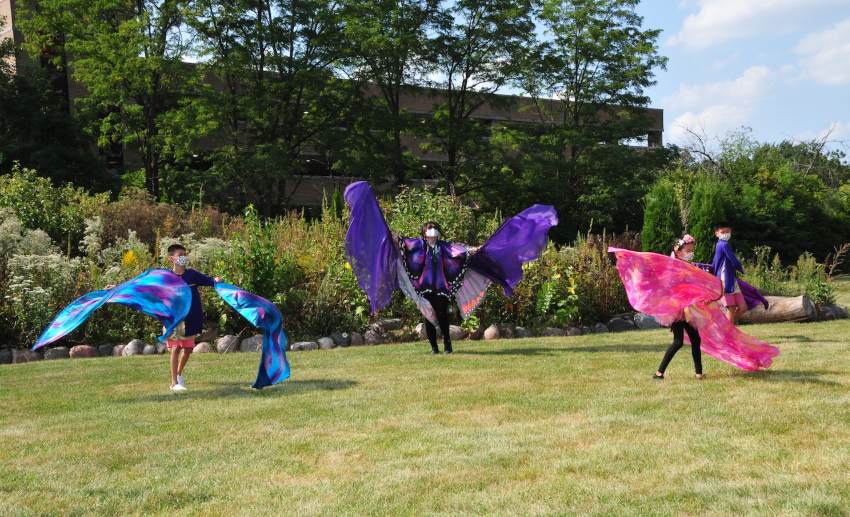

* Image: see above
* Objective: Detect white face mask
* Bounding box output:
[424,228,439,238]
[682,252,695,262]
[175,255,189,266]
[718,233,732,241]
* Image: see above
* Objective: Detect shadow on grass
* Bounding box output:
[460,344,661,356]
[771,335,814,343]
[739,369,843,386]
[122,378,359,403]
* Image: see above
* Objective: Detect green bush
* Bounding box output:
[688,174,730,262]
[642,178,682,254]
[742,246,835,305]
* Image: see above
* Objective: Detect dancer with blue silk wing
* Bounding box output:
[344,181,558,354]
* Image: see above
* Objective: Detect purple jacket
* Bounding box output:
[712,240,744,294]
[694,262,769,311]
[400,237,469,297]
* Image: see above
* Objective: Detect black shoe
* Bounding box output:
[444,348,453,354]
[653,373,664,380]
[431,348,440,354]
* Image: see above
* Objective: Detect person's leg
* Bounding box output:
[431,296,452,353]
[177,346,193,376]
[685,323,703,378]
[423,295,440,353]
[170,345,180,386]
[656,322,685,377]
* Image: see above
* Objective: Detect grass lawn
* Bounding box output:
[2,320,850,516]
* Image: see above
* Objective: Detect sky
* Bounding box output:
[635,0,850,152]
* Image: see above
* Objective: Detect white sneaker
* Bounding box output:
[171,384,187,392]
[177,374,185,386]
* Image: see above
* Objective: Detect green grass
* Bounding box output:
[2,321,850,516]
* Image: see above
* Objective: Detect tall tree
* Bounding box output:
[187,0,354,215]
[341,0,439,185]
[423,0,534,193]
[18,0,205,200]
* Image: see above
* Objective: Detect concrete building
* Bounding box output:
[3,4,664,211]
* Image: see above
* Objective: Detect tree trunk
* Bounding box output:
[739,295,816,324]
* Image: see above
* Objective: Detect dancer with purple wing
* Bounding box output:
[344,181,558,354]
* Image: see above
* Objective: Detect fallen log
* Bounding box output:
[739,295,816,324]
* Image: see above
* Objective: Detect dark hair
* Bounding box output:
[421,221,443,238]
[714,222,732,231]
[167,243,186,255]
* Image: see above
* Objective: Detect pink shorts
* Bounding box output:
[167,338,195,350]
[722,291,746,308]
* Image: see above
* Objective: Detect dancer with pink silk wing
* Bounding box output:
[609,239,779,376]
[344,181,557,354]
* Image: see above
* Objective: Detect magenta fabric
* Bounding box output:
[609,247,779,371]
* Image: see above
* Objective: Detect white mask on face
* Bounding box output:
[424,228,439,238]
[718,233,731,241]
[175,255,189,266]
[682,252,695,262]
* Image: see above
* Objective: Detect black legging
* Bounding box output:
[657,321,703,375]
[423,293,452,352]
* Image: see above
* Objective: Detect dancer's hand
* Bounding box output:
[214,276,222,283]
[104,284,115,290]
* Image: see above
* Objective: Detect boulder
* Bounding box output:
[364,329,383,345]
[816,304,849,321]
[566,327,583,336]
[197,328,218,344]
[448,325,468,341]
[97,344,115,357]
[607,317,636,333]
[415,322,430,340]
[215,335,240,353]
[591,323,609,333]
[69,345,97,359]
[290,341,319,351]
[112,345,125,357]
[123,339,145,356]
[318,337,337,350]
[542,327,566,337]
[581,326,593,335]
[349,332,364,346]
[240,334,263,353]
[514,326,532,338]
[0,349,12,364]
[371,318,403,332]
[498,325,515,339]
[331,332,351,347]
[468,327,484,340]
[13,349,43,363]
[156,341,167,354]
[634,313,662,330]
[483,325,500,340]
[142,344,157,355]
[193,342,214,354]
[44,347,70,360]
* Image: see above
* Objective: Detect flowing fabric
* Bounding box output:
[344,181,399,315]
[215,283,290,389]
[344,181,558,322]
[33,269,191,350]
[693,262,768,311]
[608,247,779,371]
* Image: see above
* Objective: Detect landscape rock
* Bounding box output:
[607,317,636,332]
[591,323,609,333]
[215,335,240,353]
[349,332,364,346]
[0,349,12,364]
[240,334,263,352]
[542,327,566,337]
[44,347,70,360]
[415,322,430,340]
[364,329,383,345]
[291,341,319,351]
[69,345,97,359]
[142,344,157,355]
[112,345,125,357]
[468,327,484,340]
[483,324,500,340]
[514,326,532,338]
[123,339,145,356]
[581,326,593,335]
[318,337,337,350]
[156,341,167,354]
[197,328,218,344]
[13,349,43,363]
[371,318,403,332]
[566,327,583,336]
[448,325,468,341]
[634,313,662,330]
[193,342,213,353]
[498,325,515,339]
[331,332,351,347]
[97,344,115,356]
